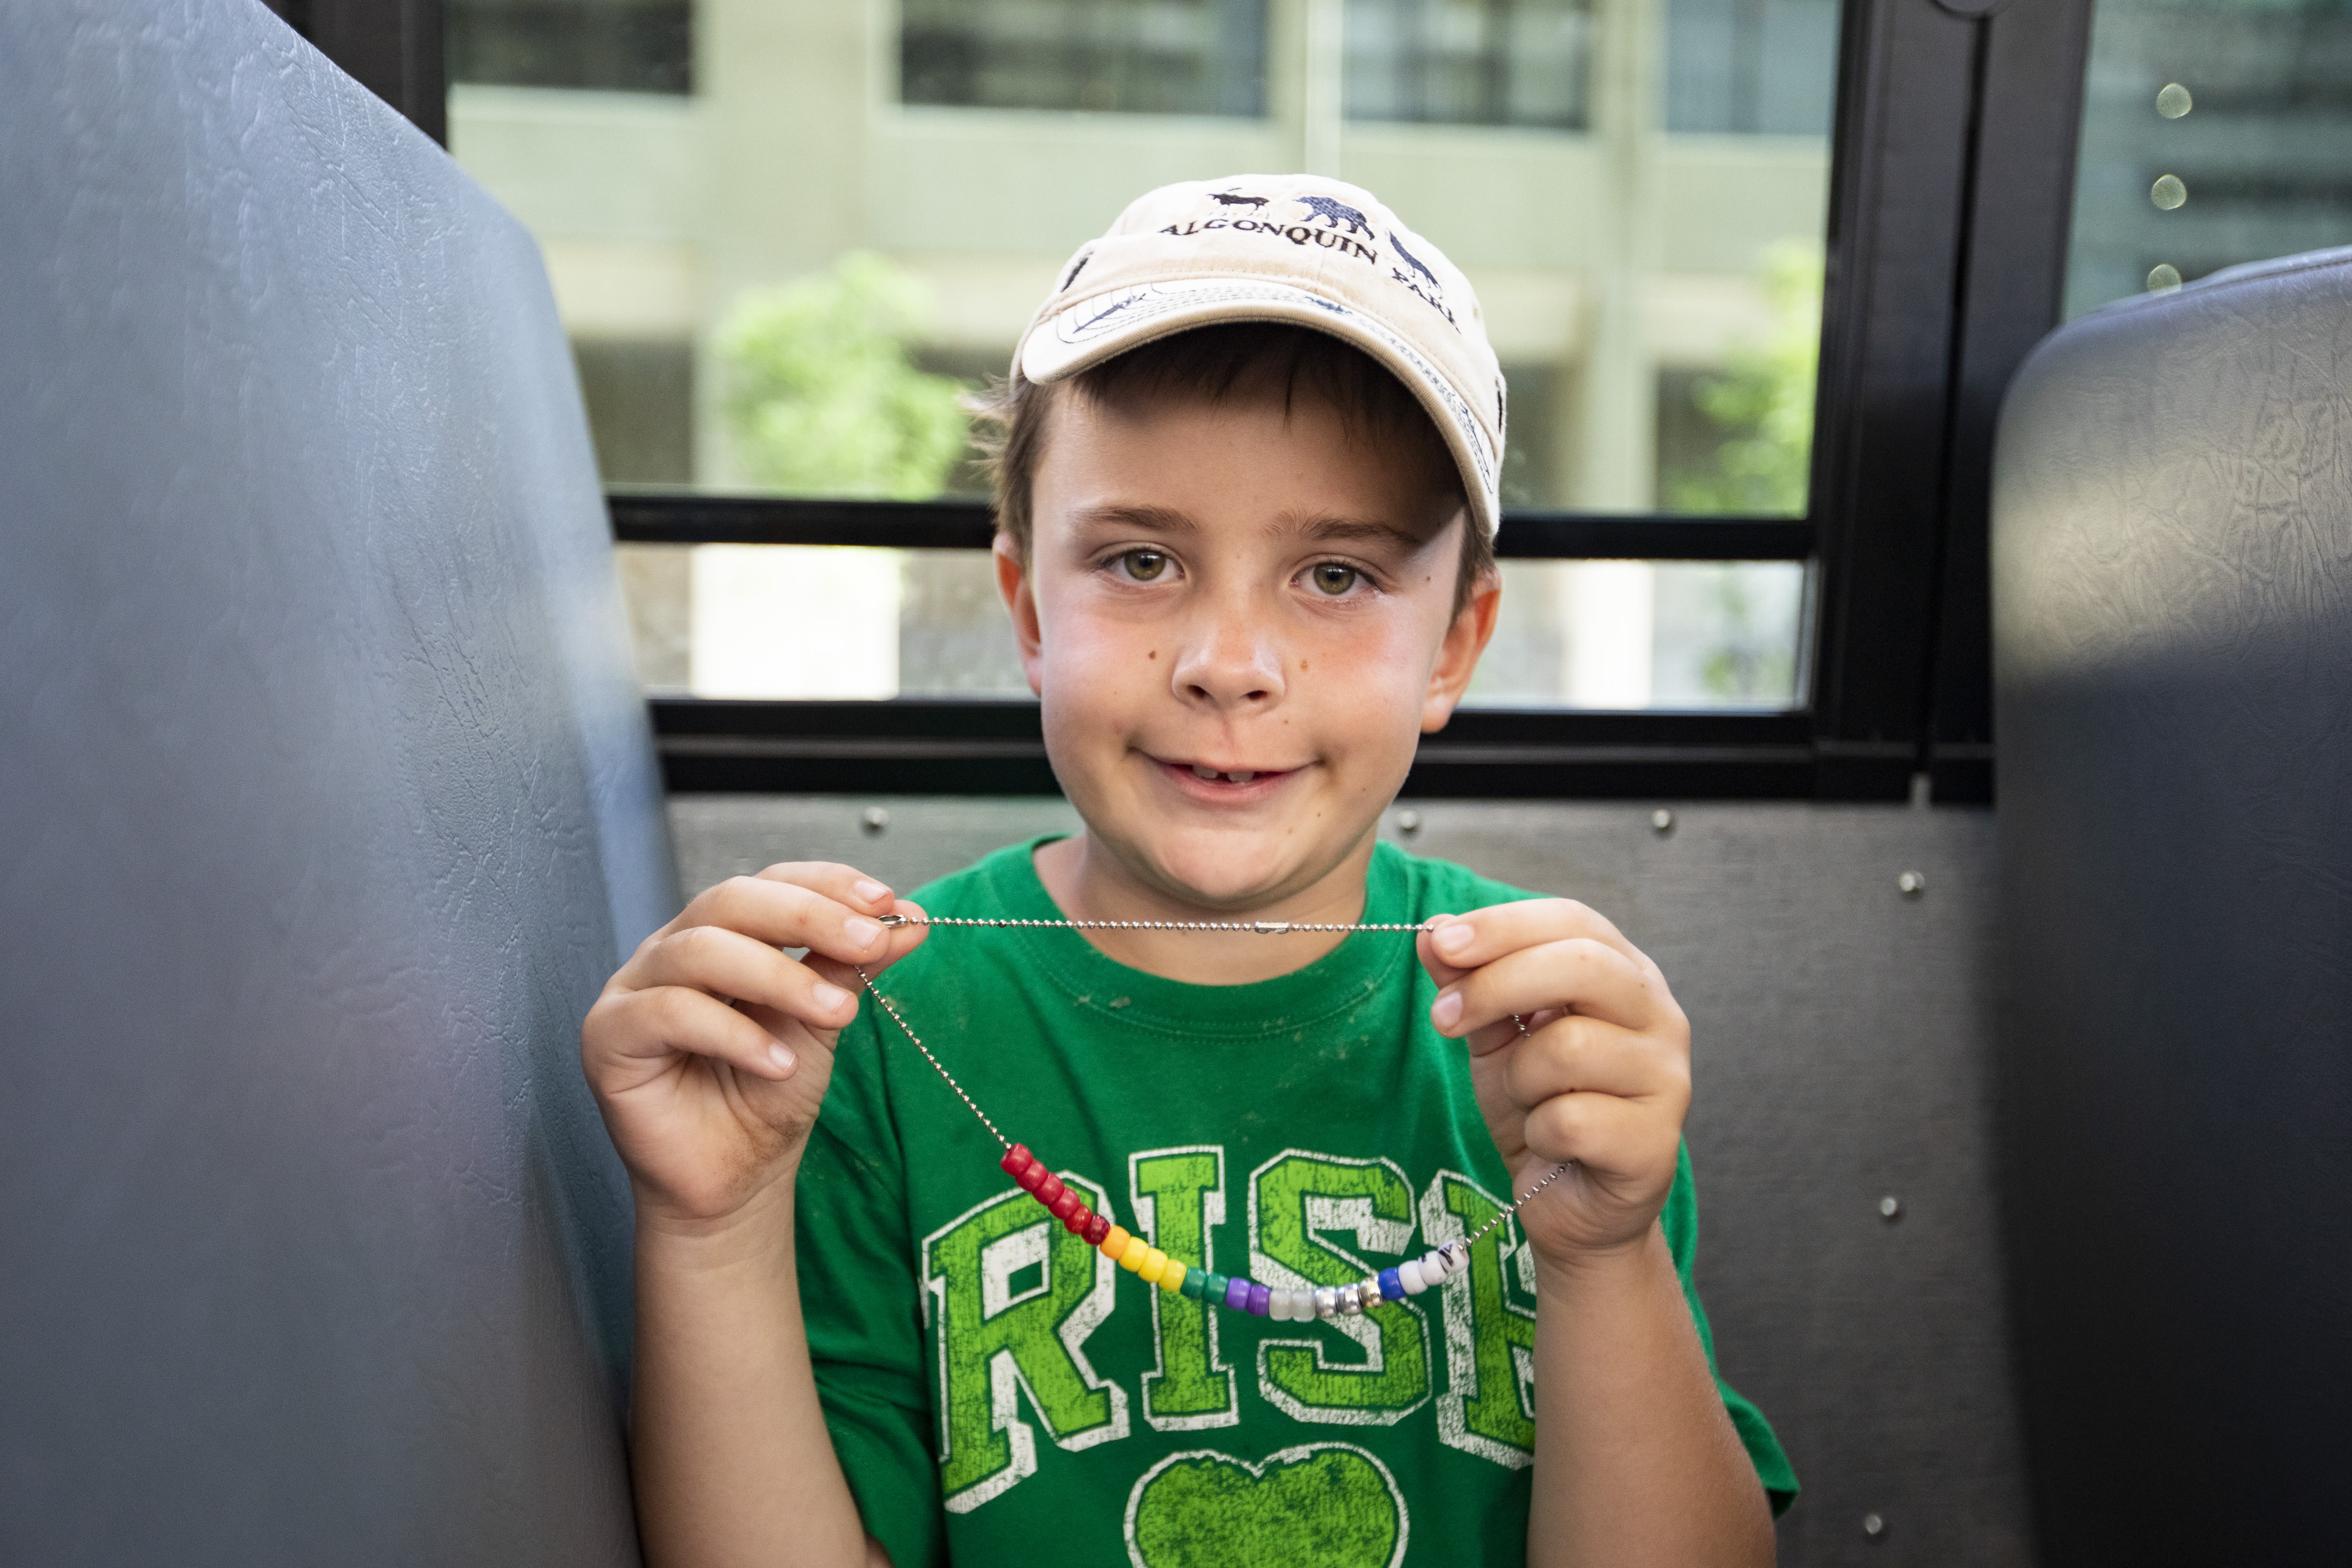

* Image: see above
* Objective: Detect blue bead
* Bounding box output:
[1378,1267,1406,1301]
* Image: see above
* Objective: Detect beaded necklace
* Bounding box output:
[853,912,1571,1324]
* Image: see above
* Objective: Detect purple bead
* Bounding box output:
[1247,1283,1272,1316]
[1378,1267,1406,1301]
[1223,1277,1251,1312]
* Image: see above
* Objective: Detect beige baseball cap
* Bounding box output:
[1015,174,1508,537]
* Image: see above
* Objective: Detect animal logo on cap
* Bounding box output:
[1388,231,1442,295]
[1076,292,1143,332]
[1296,195,1373,237]
[1209,191,1269,212]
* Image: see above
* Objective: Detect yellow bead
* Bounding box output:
[1155,1259,1185,1293]
[1140,1248,1168,1283]
[1120,1236,1150,1271]
[1099,1225,1130,1258]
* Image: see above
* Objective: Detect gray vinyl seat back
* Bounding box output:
[1993,250,2352,1563]
[0,2,669,1562]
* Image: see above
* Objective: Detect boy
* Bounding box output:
[583,176,1794,1567]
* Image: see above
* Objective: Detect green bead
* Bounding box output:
[1202,1273,1230,1304]
[1179,1267,1206,1300]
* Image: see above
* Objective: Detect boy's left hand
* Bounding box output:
[1418,900,1691,1269]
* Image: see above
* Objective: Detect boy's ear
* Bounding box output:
[1421,568,1502,733]
[993,533,1048,698]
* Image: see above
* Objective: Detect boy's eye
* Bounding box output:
[1118,549,1169,582]
[1310,563,1360,596]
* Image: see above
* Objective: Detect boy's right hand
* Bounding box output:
[582,863,927,1229]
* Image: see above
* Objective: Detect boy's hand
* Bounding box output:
[1417,900,1691,1268]
[582,863,926,1230]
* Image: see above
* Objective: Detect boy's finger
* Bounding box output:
[752,860,898,915]
[1521,1090,1680,1179]
[589,984,801,1090]
[1502,1015,1688,1109]
[802,898,931,991]
[627,924,863,1033]
[1414,923,1471,991]
[1424,898,1648,975]
[677,876,896,966]
[1431,936,1663,1037]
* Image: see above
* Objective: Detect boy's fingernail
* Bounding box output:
[768,1041,796,1074]
[854,878,891,904]
[844,916,882,947]
[811,981,851,1012]
[1435,922,1474,956]
[1431,991,1463,1031]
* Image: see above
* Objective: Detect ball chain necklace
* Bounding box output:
[853,912,1571,1323]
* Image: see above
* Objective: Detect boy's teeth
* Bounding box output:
[1228,771,1255,783]
[1192,764,1218,779]
[1187,765,1259,784]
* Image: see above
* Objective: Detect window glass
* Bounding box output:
[1345,0,1594,129]
[451,0,1835,709]
[902,0,1268,116]
[2068,0,2352,315]
[446,0,691,94]
[615,545,1800,710]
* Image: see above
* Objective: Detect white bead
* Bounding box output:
[1399,1260,1428,1294]
[1440,1240,1471,1277]
[1420,1248,1451,1283]
[1285,1290,1312,1321]
[1272,1290,1299,1321]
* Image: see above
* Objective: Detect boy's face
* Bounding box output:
[996,378,1499,912]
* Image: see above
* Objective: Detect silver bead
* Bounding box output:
[1361,1274,1384,1309]
[1313,1286,1338,1319]
[1338,1283,1365,1316]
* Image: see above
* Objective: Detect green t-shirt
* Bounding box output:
[796,838,1796,1568]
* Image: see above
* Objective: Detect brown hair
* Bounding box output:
[967,324,1495,617]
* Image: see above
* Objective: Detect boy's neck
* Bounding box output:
[1031,831,1378,985]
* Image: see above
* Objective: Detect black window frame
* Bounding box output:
[295,0,2096,803]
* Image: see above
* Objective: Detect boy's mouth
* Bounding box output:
[1155,757,1297,799]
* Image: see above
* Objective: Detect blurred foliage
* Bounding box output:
[1668,240,1822,516]
[1696,565,1796,703]
[717,253,971,497]
[1665,241,1819,701]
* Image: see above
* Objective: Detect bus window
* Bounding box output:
[444,0,1837,712]
[2069,0,2352,315]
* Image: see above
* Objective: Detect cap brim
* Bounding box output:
[1020,277,1501,538]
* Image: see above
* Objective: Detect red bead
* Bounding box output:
[1035,1175,1066,1208]
[1081,1213,1112,1245]
[1062,1204,1093,1235]
[1017,1163,1048,1193]
[1000,1145,1033,1177]
[1049,1189,1082,1222]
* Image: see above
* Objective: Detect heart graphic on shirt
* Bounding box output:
[1124,1442,1407,1568]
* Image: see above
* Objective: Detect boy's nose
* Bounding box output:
[1169,611,1285,710]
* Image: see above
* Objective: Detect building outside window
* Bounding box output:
[446,0,1837,709]
[2067,0,2352,317]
